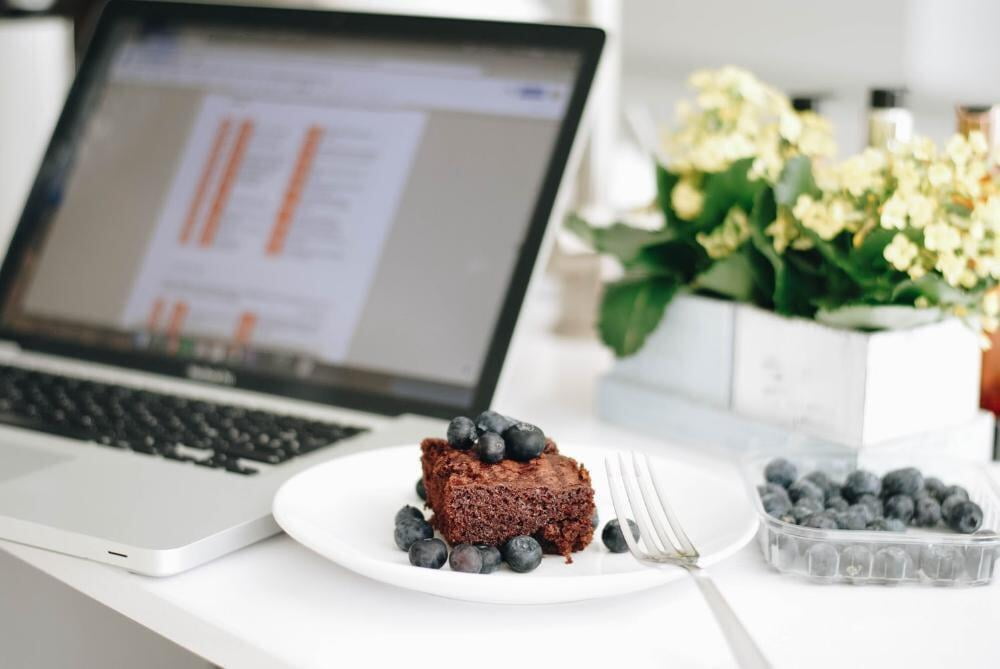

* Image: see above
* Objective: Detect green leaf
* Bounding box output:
[655,165,680,221]
[774,155,819,207]
[693,252,755,301]
[565,214,677,265]
[631,238,709,280]
[598,274,679,357]
[747,189,818,316]
[693,158,761,230]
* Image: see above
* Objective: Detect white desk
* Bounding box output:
[2,286,999,669]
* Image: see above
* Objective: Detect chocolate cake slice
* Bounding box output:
[420,437,595,560]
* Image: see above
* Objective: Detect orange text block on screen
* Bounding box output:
[266,125,324,256]
[180,118,232,245]
[200,119,254,248]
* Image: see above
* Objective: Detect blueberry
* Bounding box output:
[920,545,964,580]
[446,416,477,450]
[758,482,790,500]
[591,508,600,530]
[503,423,546,462]
[941,485,969,503]
[914,496,942,527]
[474,410,513,437]
[867,518,905,532]
[884,494,915,524]
[842,470,881,502]
[474,432,505,464]
[761,491,792,518]
[476,545,503,574]
[394,517,433,550]
[449,543,484,573]
[923,477,947,501]
[804,543,838,578]
[873,546,915,580]
[764,458,797,488]
[416,477,426,501]
[501,535,543,573]
[394,505,423,525]
[847,503,876,526]
[941,494,968,524]
[804,471,840,501]
[826,496,849,512]
[947,500,984,534]
[409,538,448,569]
[791,498,824,523]
[855,494,884,519]
[840,545,873,579]
[602,518,640,553]
[836,507,869,530]
[788,479,825,504]
[881,467,924,498]
[801,513,838,530]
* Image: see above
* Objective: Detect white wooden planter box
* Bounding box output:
[601,293,989,453]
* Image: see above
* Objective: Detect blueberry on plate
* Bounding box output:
[867,518,905,532]
[449,543,484,574]
[409,538,448,569]
[602,518,640,552]
[416,477,427,501]
[836,507,869,530]
[847,503,875,525]
[474,432,505,464]
[394,505,424,525]
[394,518,433,551]
[804,471,840,500]
[788,479,825,504]
[763,458,797,488]
[446,416,477,451]
[922,476,947,501]
[476,545,503,574]
[946,500,984,534]
[474,410,513,437]
[501,535,543,573]
[842,470,881,502]
[758,482,790,501]
[881,467,924,498]
[761,492,791,518]
[503,423,546,462]
[884,494,915,524]
[914,496,942,527]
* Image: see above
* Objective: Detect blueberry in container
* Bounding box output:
[744,451,1000,586]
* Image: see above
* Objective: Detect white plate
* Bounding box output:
[273,444,757,604]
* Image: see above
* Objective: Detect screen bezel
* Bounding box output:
[0,0,604,419]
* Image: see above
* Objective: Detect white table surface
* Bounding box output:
[2,285,999,669]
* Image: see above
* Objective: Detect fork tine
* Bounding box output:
[616,453,670,557]
[604,456,646,560]
[641,452,699,558]
[631,451,685,556]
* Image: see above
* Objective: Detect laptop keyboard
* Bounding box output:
[0,364,368,475]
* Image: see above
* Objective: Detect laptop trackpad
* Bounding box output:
[0,445,72,483]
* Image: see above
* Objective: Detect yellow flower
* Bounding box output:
[908,264,927,280]
[880,195,908,230]
[970,130,989,157]
[884,233,919,271]
[671,178,705,219]
[984,290,1000,317]
[924,222,961,252]
[946,134,972,165]
[928,163,953,188]
[936,251,966,287]
[696,206,749,259]
[906,194,936,229]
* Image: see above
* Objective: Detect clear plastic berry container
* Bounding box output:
[742,451,1000,585]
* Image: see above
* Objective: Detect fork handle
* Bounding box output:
[685,566,771,669]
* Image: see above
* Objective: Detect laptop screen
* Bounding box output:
[0,11,594,413]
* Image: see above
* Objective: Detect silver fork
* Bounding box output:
[606,452,771,669]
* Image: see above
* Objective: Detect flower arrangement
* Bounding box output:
[569,67,1000,357]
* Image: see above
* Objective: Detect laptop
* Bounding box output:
[0,0,602,575]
